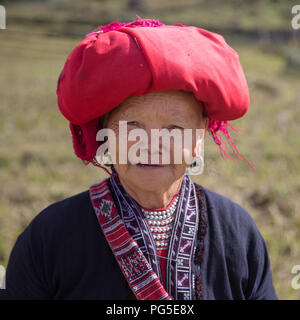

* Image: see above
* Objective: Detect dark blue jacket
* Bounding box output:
[0,185,278,300]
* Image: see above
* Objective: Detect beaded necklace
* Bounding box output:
[141,196,178,249]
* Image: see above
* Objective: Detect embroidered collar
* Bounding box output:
[108,172,199,300]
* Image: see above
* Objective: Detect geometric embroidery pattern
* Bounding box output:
[89,178,171,301]
[99,199,113,218]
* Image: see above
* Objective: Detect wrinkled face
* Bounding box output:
[105,90,207,192]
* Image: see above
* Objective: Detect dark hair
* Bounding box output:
[200,101,207,118]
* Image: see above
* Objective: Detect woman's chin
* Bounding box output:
[130,163,172,183]
[115,164,185,189]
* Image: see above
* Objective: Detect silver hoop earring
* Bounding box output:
[95,150,113,166]
[187,156,204,175]
[102,151,113,165]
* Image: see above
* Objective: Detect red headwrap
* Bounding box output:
[57,18,253,168]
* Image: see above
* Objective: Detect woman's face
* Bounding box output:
[105,90,207,192]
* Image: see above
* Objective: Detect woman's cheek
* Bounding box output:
[169,135,192,166]
[182,147,193,166]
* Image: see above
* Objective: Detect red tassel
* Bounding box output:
[208,119,256,170]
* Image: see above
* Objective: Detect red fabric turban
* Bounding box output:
[56,18,252,167]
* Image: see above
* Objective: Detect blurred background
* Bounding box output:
[0,0,299,299]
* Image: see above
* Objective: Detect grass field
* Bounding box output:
[0,0,300,299]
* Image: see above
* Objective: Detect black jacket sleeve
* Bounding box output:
[0,219,51,299]
[245,222,277,300]
[201,187,278,300]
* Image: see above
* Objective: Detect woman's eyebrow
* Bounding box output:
[167,114,188,124]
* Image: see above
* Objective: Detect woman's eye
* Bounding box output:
[127,121,138,126]
[168,125,184,130]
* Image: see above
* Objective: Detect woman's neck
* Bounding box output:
[118,176,183,210]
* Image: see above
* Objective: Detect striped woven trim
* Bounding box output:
[89,178,171,300]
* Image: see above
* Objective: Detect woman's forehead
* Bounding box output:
[109,90,201,120]
[123,90,196,105]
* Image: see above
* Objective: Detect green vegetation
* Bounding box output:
[0,0,299,299]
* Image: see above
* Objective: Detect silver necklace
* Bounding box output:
[141,197,178,249]
[141,197,178,219]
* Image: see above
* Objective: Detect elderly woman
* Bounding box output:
[1,18,277,300]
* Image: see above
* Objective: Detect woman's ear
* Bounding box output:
[204,117,209,131]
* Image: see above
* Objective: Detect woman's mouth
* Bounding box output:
[135,163,165,169]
